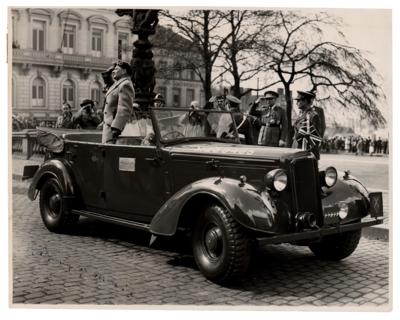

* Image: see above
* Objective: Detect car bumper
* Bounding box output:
[257,218,384,245]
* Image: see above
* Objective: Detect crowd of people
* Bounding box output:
[12,60,388,157]
[320,135,389,155]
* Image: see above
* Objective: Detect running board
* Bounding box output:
[72,209,150,232]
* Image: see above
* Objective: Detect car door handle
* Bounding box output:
[145,157,161,166]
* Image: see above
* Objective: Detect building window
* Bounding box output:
[12,77,16,108]
[63,80,75,108]
[173,63,182,79]
[156,60,168,78]
[172,88,181,107]
[90,82,102,107]
[32,20,45,51]
[188,69,196,81]
[32,77,45,107]
[62,24,76,54]
[186,89,195,107]
[12,16,18,47]
[91,28,103,57]
[117,32,129,61]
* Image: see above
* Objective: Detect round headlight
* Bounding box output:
[274,171,288,191]
[324,166,337,188]
[265,169,288,192]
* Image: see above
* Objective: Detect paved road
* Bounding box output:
[320,154,389,191]
[12,193,389,307]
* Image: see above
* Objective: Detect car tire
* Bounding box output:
[192,204,252,283]
[39,177,79,233]
[309,229,361,261]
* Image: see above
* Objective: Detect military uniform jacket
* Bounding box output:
[292,107,323,159]
[103,76,134,131]
[257,105,287,146]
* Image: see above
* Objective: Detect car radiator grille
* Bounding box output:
[290,157,321,222]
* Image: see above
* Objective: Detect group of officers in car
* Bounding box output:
[55,60,326,159]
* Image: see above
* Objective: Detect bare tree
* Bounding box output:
[256,10,386,144]
[218,10,280,98]
[159,9,233,101]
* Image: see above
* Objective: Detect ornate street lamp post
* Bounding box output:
[115,9,160,111]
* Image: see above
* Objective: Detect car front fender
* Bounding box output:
[28,159,76,201]
[322,171,370,221]
[150,177,290,236]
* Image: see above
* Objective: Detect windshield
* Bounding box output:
[153,108,239,143]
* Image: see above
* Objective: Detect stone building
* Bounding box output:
[10,8,204,123]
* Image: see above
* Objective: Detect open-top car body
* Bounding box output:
[24,107,384,283]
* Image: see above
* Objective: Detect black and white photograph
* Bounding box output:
[3,0,396,317]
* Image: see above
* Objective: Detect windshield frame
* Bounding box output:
[149,107,241,145]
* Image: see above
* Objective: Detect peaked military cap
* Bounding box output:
[264,90,279,98]
[295,90,316,100]
[80,99,94,108]
[116,60,132,75]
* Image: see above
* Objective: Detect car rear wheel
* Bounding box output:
[309,229,361,261]
[39,177,79,233]
[192,204,252,283]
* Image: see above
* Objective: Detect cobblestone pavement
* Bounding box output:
[11,192,390,308]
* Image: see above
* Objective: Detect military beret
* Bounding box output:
[264,90,279,98]
[295,90,316,100]
[116,60,132,75]
[226,95,241,104]
[80,99,94,108]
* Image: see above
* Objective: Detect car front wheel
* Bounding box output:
[192,204,252,283]
[39,177,79,233]
[309,229,361,261]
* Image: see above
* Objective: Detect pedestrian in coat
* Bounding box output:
[102,61,135,144]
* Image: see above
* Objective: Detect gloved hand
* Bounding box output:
[279,139,286,147]
[111,127,121,139]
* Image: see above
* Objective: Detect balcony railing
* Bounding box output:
[12,130,46,159]
[12,48,114,70]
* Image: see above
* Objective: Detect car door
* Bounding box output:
[102,144,169,223]
[66,141,106,211]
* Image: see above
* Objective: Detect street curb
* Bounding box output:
[362,225,389,242]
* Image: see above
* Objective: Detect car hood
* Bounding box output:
[167,142,304,160]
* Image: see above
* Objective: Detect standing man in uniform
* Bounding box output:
[102,61,135,144]
[292,91,324,160]
[72,99,101,129]
[225,95,255,145]
[250,91,287,147]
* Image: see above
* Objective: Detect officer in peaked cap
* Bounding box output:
[225,95,256,145]
[292,90,325,159]
[72,99,101,129]
[102,60,135,143]
[250,90,287,147]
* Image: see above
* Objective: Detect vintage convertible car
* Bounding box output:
[24,108,383,283]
